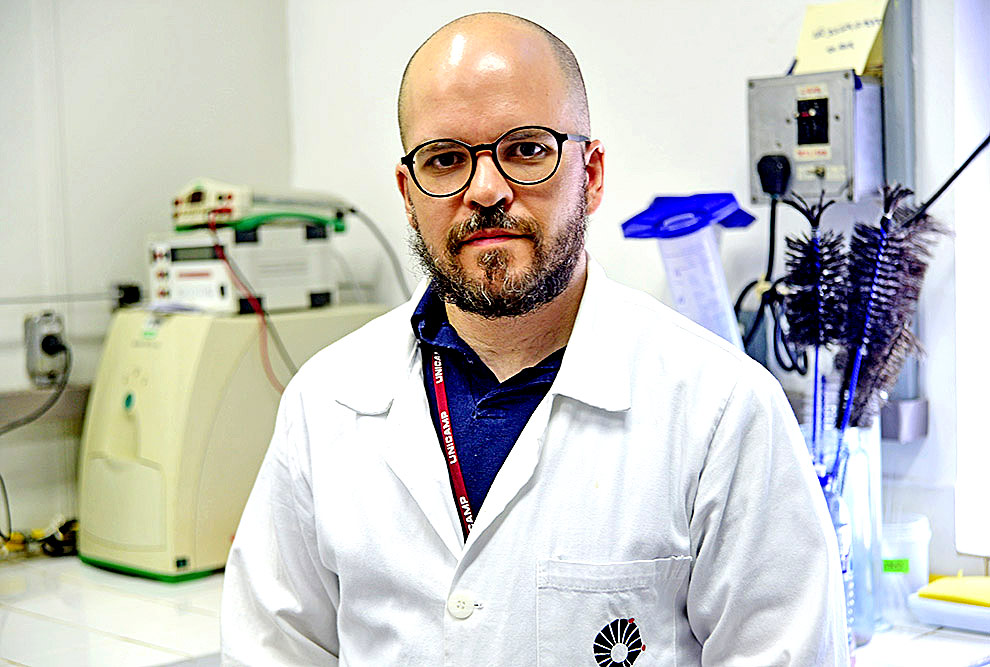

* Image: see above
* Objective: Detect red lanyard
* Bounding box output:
[428,349,475,540]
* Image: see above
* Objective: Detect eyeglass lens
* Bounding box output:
[411,127,561,196]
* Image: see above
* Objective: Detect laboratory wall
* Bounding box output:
[285,0,985,575]
[285,0,814,305]
[0,0,293,529]
[953,0,990,558]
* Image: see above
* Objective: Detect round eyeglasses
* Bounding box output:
[400,125,591,198]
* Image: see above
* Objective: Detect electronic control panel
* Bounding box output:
[748,70,882,203]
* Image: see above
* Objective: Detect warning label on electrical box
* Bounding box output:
[797,83,829,100]
[794,145,832,162]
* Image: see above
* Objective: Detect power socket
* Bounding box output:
[24,311,67,387]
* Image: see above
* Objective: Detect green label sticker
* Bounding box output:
[883,559,910,573]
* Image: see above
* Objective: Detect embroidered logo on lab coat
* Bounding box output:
[593,618,645,666]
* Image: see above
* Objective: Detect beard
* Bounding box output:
[409,192,588,319]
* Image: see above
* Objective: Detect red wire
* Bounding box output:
[208,211,285,394]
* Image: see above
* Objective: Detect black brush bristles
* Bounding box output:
[783,229,847,348]
[781,194,847,350]
[834,185,945,428]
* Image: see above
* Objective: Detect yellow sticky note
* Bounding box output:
[794,0,888,76]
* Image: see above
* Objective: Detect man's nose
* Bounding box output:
[463,151,513,209]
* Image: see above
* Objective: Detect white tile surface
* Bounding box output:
[0,557,222,666]
[0,421,79,531]
[856,623,990,666]
[18,557,222,615]
[0,606,187,666]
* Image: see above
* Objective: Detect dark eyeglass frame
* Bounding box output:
[400,125,591,198]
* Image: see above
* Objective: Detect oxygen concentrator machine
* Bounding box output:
[77,304,386,581]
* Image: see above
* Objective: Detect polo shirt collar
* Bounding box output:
[410,284,478,360]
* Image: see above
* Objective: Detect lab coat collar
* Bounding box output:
[550,255,633,413]
[333,253,634,416]
[332,279,428,416]
[331,253,634,558]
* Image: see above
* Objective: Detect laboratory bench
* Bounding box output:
[2,556,990,666]
[855,622,990,666]
[0,557,220,665]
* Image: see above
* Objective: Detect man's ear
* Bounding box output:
[582,140,605,215]
[396,164,417,229]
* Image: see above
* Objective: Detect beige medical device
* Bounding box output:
[78,304,386,581]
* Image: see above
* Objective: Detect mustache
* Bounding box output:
[445,206,540,255]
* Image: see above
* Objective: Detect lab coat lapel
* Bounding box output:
[333,279,465,559]
[380,358,464,559]
[462,256,632,549]
[463,397,552,549]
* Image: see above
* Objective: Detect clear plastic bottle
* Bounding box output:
[654,224,743,348]
[841,425,881,645]
[621,193,755,349]
[827,489,857,658]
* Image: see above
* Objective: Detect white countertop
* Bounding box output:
[855,620,990,667]
[0,557,221,666]
[2,556,989,666]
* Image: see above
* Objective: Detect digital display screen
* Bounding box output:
[188,190,204,203]
[171,246,220,262]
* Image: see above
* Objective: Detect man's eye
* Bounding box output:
[505,141,549,159]
[423,151,467,170]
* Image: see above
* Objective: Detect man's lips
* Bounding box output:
[459,229,530,248]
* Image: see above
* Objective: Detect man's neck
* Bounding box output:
[445,254,588,383]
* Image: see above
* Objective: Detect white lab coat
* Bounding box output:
[222,256,849,666]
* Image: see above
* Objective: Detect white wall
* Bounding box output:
[285,0,814,306]
[950,0,989,559]
[879,0,989,574]
[1,0,293,391]
[0,0,293,529]
[286,0,982,575]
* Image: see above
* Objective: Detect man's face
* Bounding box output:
[408,183,588,318]
[396,24,604,317]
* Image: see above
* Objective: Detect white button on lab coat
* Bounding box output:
[221,256,849,666]
[446,592,475,619]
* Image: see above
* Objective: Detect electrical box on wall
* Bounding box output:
[24,311,66,387]
[748,70,882,204]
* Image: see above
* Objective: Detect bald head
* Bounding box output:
[397,13,590,150]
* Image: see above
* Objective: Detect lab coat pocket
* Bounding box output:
[536,556,691,667]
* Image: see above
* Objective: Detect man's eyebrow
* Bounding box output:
[423,127,551,146]
[417,139,465,151]
[503,128,546,139]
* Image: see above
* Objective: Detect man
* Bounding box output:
[222,12,848,666]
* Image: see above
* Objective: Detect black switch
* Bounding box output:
[796,98,829,145]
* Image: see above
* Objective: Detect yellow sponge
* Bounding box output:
[918,575,990,608]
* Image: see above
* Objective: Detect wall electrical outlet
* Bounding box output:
[24,311,66,387]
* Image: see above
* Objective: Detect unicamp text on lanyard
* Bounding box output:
[429,349,475,540]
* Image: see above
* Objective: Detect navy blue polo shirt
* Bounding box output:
[412,285,564,513]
